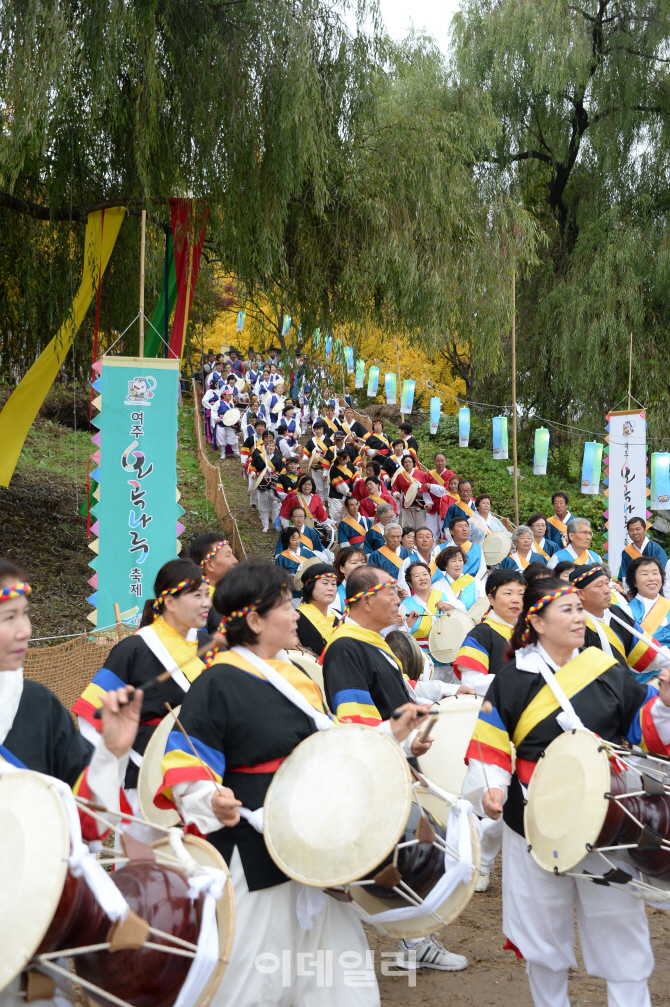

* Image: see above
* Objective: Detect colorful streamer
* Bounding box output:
[430,397,441,435]
[344,346,355,374]
[385,373,397,405]
[401,379,415,414]
[236,311,246,332]
[169,199,208,360]
[0,208,125,487]
[325,335,332,360]
[492,417,509,460]
[458,408,470,448]
[145,231,177,358]
[367,366,380,396]
[650,452,670,509]
[580,442,603,495]
[282,315,291,337]
[533,427,550,475]
[355,360,366,389]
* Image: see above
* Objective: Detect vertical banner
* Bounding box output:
[325,335,332,360]
[385,372,397,405]
[344,346,355,374]
[430,397,441,435]
[89,358,183,629]
[401,380,415,414]
[605,409,648,565]
[581,442,603,495]
[651,452,670,509]
[282,314,291,337]
[236,311,246,332]
[492,417,509,460]
[533,428,550,475]
[367,366,380,396]
[355,359,366,389]
[458,407,470,447]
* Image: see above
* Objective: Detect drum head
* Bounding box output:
[138,707,181,829]
[0,771,71,989]
[349,792,481,939]
[254,467,268,489]
[467,596,490,623]
[483,531,512,565]
[223,408,241,427]
[264,726,412,887]
[525,729,611,874]
[152,835,235,1007]
[404,482,419,508]
[385,630,425,682]
[285,648,328,710]
[418,696,482,796]
[428,609,474,664]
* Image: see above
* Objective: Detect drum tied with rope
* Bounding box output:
[428,609,475,666]
[482,530,513,567]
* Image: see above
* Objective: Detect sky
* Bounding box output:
[376,0,462,53]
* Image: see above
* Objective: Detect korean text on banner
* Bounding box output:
[533,428,550,475]
[90,358,183,629]
[492,417,509,460]
[651,452,670,510]
[430,397,441,435]
[458,408,470,448]
[385,373,397,405]
[605,410,647,566]
[367,366,380,396]
[581,442,603,495]
[355,360,366,389]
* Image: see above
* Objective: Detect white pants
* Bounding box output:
[247,472,258,506]
[502,824,652,1007]
[328,498,345,523]
[217,425,240,456]
[425,512,441,540]
[312,471,329,501]
[211,848,380,1007]
[401,507,427,531]
[479,815,503,872]
[258,491,280,531]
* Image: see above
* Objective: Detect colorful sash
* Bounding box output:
[407,589,443,641]
[0,744,27,768]
[379,546,403,570]
[298,603,337,644]
[641,597,670,636]
[450,574,475,596]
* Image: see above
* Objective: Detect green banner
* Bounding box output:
[144,232,178,358]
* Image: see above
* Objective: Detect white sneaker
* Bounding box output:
[395,935,468,971]
[475,870,490,892]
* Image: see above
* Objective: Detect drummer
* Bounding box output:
[462,576,670,1007]
[73,559,211,823]
[157,558,427,1005]
[250,429,283,533]
[433,545,484,612]
[296,562,339,654]
[301,419,335,501]
[453,569,525,696]
[569,564,669,682]
[214,387,241,460]
[322,565,471,972]
[189,534,239,633]
[0,557,142,836]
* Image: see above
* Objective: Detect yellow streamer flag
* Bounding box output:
[0,207,125,487]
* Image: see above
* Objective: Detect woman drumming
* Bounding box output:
[402,561,455,652]
[157,559,426,1007]
[434,545,483,612]
[296,563,339,654]
[627,555,670,657]
[462,577,670,1007]
[73,559,211,818]
[0,558,140,835]
[330,545,368,616]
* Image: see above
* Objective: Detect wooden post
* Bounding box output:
[395,333,402,416]
[113,602,123,642]
[628,331,633,409]
[139,210,146,357]
[511,267,519,526]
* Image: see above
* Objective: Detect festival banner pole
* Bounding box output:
[139,209,146,356]
[511,265,519,524]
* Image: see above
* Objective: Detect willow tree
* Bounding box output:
[452,0,670,440]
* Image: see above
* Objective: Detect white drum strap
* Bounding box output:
[136,626,192,693]
[232,646,332,732]
[536,660,585,733]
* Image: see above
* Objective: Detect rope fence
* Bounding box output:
[192,380,247,560]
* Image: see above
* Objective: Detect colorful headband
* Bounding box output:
[201,541,228,568]
[344,580,392,616]
[152,580,195,614]
[0,582,31,603]
[202,591,288,669]
[522,586,579,644]
[570,566,606,589]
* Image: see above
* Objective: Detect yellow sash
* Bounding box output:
[514,552,530,569]
[342,515,367,536]
[456,500,474,518]
[323,622,401,669]
[211,651,326,714]
[534,540,551,561]
[641,597,670,636]
[585,614,627,662]
[151,617,205,683]
[483,617,513,642]
[323,416,339,432]
[410,589,442,638]
[513,649,617,748]
[280,549,304,565]
[298,603,337,643]
[461,541,472,554]
[379,546,403,570]
[298,532,314,549]
[548,515,568,536]
[430,468,447,486]
[450,574,475,596]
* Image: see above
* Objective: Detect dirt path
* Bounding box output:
[367,859,670,1005]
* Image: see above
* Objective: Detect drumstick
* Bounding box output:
[165,702,223,791]
[92,639,219,719]
[418,714,438,743]
[475,737,493,795]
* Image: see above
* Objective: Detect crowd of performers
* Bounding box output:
[3,352,670,1006]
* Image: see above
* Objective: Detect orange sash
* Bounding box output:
[625,542,644,561]
[548,515,568,536]
[379,546,402,570]
[342,515,367,537]
[641,597,670,636]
